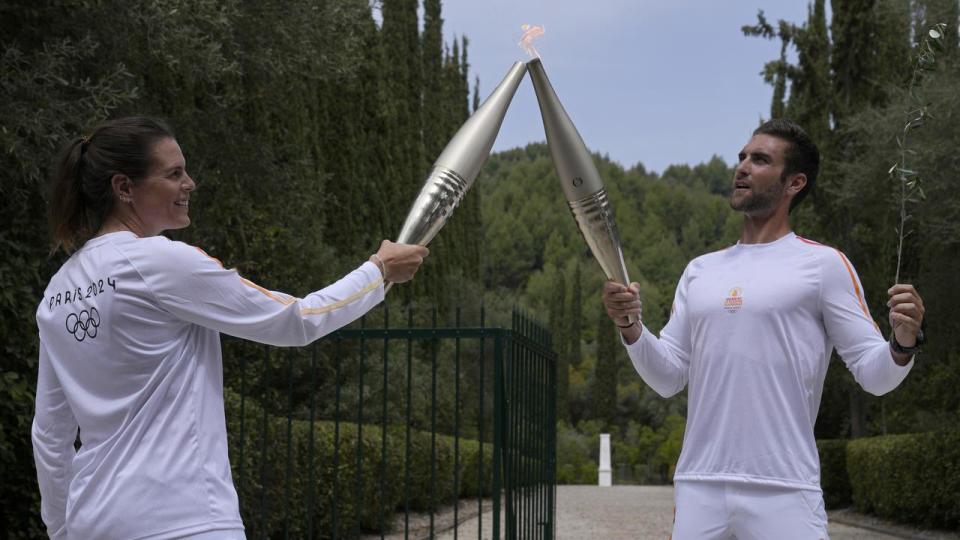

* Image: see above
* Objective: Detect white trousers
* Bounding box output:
[673,481,829,540]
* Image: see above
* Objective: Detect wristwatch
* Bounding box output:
[890,329,925,355]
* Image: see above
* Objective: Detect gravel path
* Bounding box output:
[421,485,958,540]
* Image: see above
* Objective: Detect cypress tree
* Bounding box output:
[460,36,470,101]
[303,2,391,269]
[568,262,583,366]
[423,41,461,308]
[452,38,481,282]
[447,38,463,139]
[418,1,453,308]
[380,0,424,233]
[421,0,445,166]
[770,21,794,119]
[472,75,480,113]
[380,0,427,305]
[785,0,831,144]
[330,5,386,262]
[593,308,619,430]
[830,0,909,127]
[830,0,870,125]
[356,8,391,251]
[550,269,569,421]
[742,11,794,119]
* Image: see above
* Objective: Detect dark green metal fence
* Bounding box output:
[223,305,557,540]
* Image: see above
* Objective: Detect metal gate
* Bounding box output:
[223,305,557,539]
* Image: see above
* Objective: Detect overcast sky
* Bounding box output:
[438,1,812,173]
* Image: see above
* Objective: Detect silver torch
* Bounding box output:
[387,61,528,291]
[527,58,637,324]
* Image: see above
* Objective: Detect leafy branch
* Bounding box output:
[890,23,946,284]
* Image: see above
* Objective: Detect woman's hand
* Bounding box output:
[371,240,429,283]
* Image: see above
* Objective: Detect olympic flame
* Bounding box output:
[519,24,545,59]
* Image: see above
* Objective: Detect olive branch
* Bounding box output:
[890,23,947,284]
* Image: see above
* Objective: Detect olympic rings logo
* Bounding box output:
[65,308,101,342]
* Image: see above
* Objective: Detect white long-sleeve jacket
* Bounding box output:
[33,231,384,539]
[625,232,913,491]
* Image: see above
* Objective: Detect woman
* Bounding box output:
[32,116,427,539]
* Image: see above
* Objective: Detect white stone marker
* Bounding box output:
[598,433,612,487]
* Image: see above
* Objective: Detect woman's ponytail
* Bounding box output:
[48,138,89,254]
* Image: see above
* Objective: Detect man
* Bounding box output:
[602,119,925,539]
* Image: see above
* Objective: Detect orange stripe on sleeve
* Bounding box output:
[240,277,297,306]
[194,246,297,306]
[834,250,880,331]
[193,246,225,267]
[194,245,382,314]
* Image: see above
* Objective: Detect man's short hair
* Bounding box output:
[753,119,819,212]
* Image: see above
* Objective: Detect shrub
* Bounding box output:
[225,389,495,538]
[555,421,597,484]
[846,430,960,530]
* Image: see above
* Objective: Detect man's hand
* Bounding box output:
[887,283,925,365]
[372,240,429,283]
[602,281,643,344]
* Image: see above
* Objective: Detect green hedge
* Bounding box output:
[817,439,852,509]
[224,390,494,538]
[846,430,960,530]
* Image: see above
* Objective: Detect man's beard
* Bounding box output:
[729,177,786,214]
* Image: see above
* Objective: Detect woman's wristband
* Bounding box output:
[370,254,386,278]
